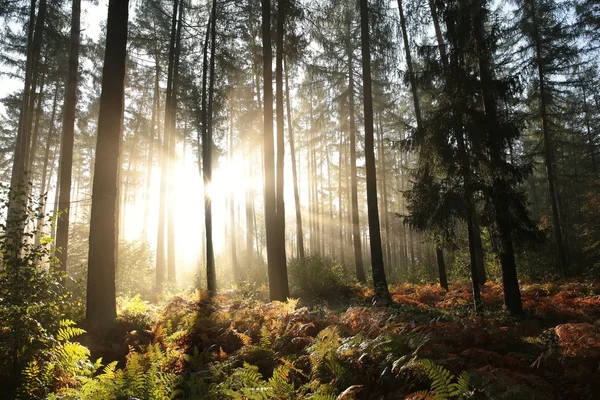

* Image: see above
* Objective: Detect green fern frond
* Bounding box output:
[259,326,272,349]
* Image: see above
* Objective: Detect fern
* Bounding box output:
[260,325,272,349]
[407,359,470,400]
[268,364,295,399]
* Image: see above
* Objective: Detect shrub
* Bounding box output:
[287,255,347,299]
[0,185,68,396]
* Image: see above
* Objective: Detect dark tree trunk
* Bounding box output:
[167,0,184,284]
[8,0,37,232]
[285,56,304,259]
[86,0,129,331]
[273,0,289,298]
[228,107,239,280]
[359,0,391,303]
[474,0,523,314]
[156,0,179,293]
[262,0,289,301]
[528,0,569,276]
[203,0,217,296]
[143,59,160,238]
[436,247,448,290]
[338,129,345,268]
[35,81,60,246]
[55,0,81,274]
[27,71,46,179]
[346,23,366,282]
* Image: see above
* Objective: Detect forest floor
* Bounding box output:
[91,280,600,399]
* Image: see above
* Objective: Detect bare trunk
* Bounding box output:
[347,24,366,282]
[55,0,81,274]
[86,0,129,331]
[285,56,304,259]
[359,0,391,303]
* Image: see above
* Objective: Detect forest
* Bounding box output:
[1,0,600,398]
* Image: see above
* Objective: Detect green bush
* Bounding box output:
[0,185,68,397]
[287,255,347,298]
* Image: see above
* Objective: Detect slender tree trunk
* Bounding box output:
[346,25,366,282]
[27,72,46,179]
[427,0,447,68]
[55,0,81,274]
[285,56,304,259]
[167,0,184,283]
[23,0,47,176]
[528,0,569,275]
[86,0,129,331]
[271,0,289,298]
[156,0,179,293]
[143,58,160,238]
[338,129,345,268]
[275,0,288,294]
[262,0,288,300]
[359,0,391,303]
[8,0,37,232]
[203,0,217,296]
[228,106,239,280]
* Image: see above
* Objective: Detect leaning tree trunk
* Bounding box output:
[359,0,391,303]
[55,0,81,274]
[86,0,129,331]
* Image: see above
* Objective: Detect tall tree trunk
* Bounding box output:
[86,0,129,331]
[262,0,288,301]
[7,0,37,234]
[143,58,160,238]
[273,0,289,298]
[398,0,450,284]
[203,0,217,296]
[35,81,60,245]
[285,56,304,259]
[27,71,46,179]
[156,0,179,293]
[528,0,569,275]
[346,23,366,282]
[55,0,81,274]
[427,0,447,68]
[167,0,184,283]
[23,0,47,176]
[474,0,523,314]
[228,106,239,280]
[338,129,345,268]
[436,247,448,290]
[359,0,391,303]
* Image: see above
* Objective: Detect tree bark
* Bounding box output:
[86,0,129,331]
[474,0,523,314]
[359,0,391,303]
[528,0,569,275]
[203,0,217,296]
[285,56,304,259]
[273,0,289,298]
[167,0,184,283]
[347,21,366,282]
[55,0,81,274]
